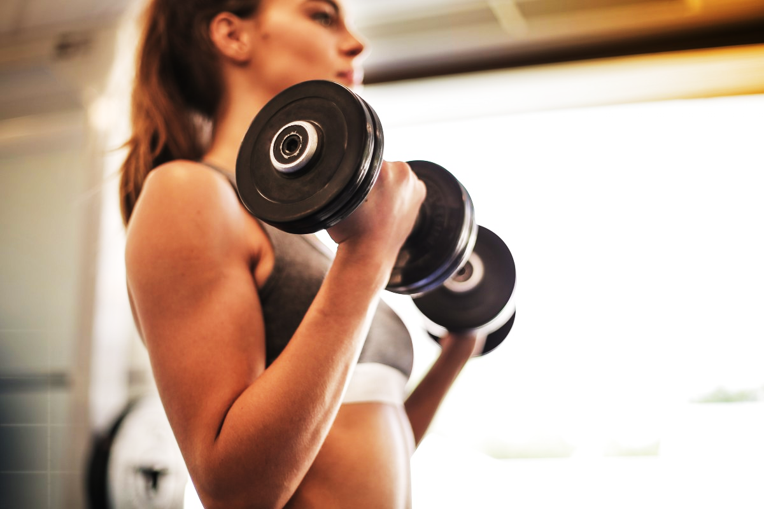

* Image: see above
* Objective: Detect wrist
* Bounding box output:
[334,241,396,290]
[438,331,485,362]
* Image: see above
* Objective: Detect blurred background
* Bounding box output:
[1,0,764,507]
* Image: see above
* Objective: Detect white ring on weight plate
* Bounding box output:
[270,121,319,174]
[443,252,485,293]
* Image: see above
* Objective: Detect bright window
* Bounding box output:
[365,57,764,507]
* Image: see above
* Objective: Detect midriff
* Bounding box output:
[285,402,415,509]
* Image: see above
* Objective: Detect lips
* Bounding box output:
[337,69,361,86]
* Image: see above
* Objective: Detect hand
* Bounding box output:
[328,161,426,260]
[438,330,487,361]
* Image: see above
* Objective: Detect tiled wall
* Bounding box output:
[1,146,90,508]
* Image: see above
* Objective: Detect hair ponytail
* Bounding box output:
[119,0,259,226]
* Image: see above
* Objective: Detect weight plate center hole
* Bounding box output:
[453,262,473,282]
[444,252,484,293]
[281,133,302,158]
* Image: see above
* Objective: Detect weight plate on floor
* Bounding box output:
[236,80,381,234]
[387,161,477,295]
[413,225,515,330]
[103,395,188,509]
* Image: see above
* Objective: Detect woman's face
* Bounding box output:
[246,0,366,95]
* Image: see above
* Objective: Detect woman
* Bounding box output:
[122,0,480,507]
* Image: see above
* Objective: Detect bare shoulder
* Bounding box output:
[125,160,256,278]
[130,160,242,236]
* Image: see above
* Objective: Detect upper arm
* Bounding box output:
[125,162,267,473]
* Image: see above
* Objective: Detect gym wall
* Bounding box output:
[0,6,146,508]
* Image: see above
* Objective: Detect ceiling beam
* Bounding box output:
[364,16,764,83]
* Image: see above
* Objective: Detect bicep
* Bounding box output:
[133,260,266,457]
[125,165,267,472]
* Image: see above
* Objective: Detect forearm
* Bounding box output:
[201,245,393,507]
[404,340,473,447]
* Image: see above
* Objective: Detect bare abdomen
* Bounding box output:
[285,402,415,509]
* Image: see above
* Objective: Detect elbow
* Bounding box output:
[195,491,287,509]
[190,457,295,509]
[193,481,290,509]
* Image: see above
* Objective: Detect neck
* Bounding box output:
[205,80,275,173]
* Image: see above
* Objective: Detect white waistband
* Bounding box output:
[342,362,408,405]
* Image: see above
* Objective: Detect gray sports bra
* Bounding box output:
[204,163,414,379]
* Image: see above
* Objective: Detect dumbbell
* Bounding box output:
[236,80,477,295]
[414,225,517,355]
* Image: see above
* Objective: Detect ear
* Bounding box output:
[209,12,253,64]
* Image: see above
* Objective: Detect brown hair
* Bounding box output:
[119,0,260,226]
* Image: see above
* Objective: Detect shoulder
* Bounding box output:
[125,160,254,275]
[141,160,239,219]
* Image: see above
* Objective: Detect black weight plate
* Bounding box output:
[427,310,516,356]
[327,95,384,228]
[387,161,477,295]
[413,225,515,330]
[236,80,377,234]
[482,310,515,355]
[87,401,137,509]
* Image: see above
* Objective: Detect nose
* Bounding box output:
[341,28,366,60]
